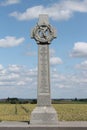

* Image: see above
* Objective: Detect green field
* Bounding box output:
[0,104,87,121]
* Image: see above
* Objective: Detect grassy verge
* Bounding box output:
[0,104,87,121]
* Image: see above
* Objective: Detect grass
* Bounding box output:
[0,104,87,121]
[0,104,36,121]
[53,104,87,121]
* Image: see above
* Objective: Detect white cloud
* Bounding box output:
[51,69,87,90]
[17,81,26,86]
[0,64,87,98]
[50,57,63,65]
[76,60,87,70]
[49,48,63,65]
[0,36,25,48]
[70,42,87,57]
[0,64,3,70]
[8,64,23,72]
[0,0,20,6]
[0,64,37,86]
[8,73,19,80]
[64,0,87,12]
[9,0,87,21]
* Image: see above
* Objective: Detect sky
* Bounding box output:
[0,0,87,99]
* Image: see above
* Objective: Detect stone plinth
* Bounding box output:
[30,106,58,125]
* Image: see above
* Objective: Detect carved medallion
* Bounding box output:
[31,15,56,44]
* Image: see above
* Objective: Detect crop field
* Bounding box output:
[0,104,87,121]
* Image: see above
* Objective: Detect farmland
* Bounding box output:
[0,104,87,121]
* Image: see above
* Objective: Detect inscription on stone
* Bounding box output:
[38,45,50,93]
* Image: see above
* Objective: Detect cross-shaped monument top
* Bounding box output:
[31,14,57,44]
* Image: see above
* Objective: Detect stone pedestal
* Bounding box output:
[30,14,58,125]
[30,107,58,125]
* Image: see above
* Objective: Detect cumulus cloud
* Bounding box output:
[70,42,87,57]
[0,0,20,6]
[8,64,23,72]
[9,0,87,21]
[49,48,63,65]
[0,36,25,48]
[0,64,87,98]
[51,69,87,90]
[76,60,87,70]
[0,64,37,87]
[50,57,63,65]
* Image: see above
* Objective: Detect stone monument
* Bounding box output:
[30,14,58,125]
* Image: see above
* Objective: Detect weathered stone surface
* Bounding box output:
[30,14,58,125]
[0,121,87,130]
[37,45,51,106]
[30,107,58,125]
[31,14,56,44]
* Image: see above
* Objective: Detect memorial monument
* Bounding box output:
[30,14,58,125]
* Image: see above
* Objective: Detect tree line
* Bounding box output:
[0,97,87,104]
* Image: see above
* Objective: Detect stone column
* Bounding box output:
[30,14,58,125]
[38,44,51,106]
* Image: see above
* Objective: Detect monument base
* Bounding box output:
[30,106,58,125]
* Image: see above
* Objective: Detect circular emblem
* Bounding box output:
[32,24,56,44]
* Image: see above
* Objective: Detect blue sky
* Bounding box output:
[0,0,87,99]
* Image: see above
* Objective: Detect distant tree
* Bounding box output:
[75,97,78,101]
[6,97,19,104]
[30,99,37,104]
